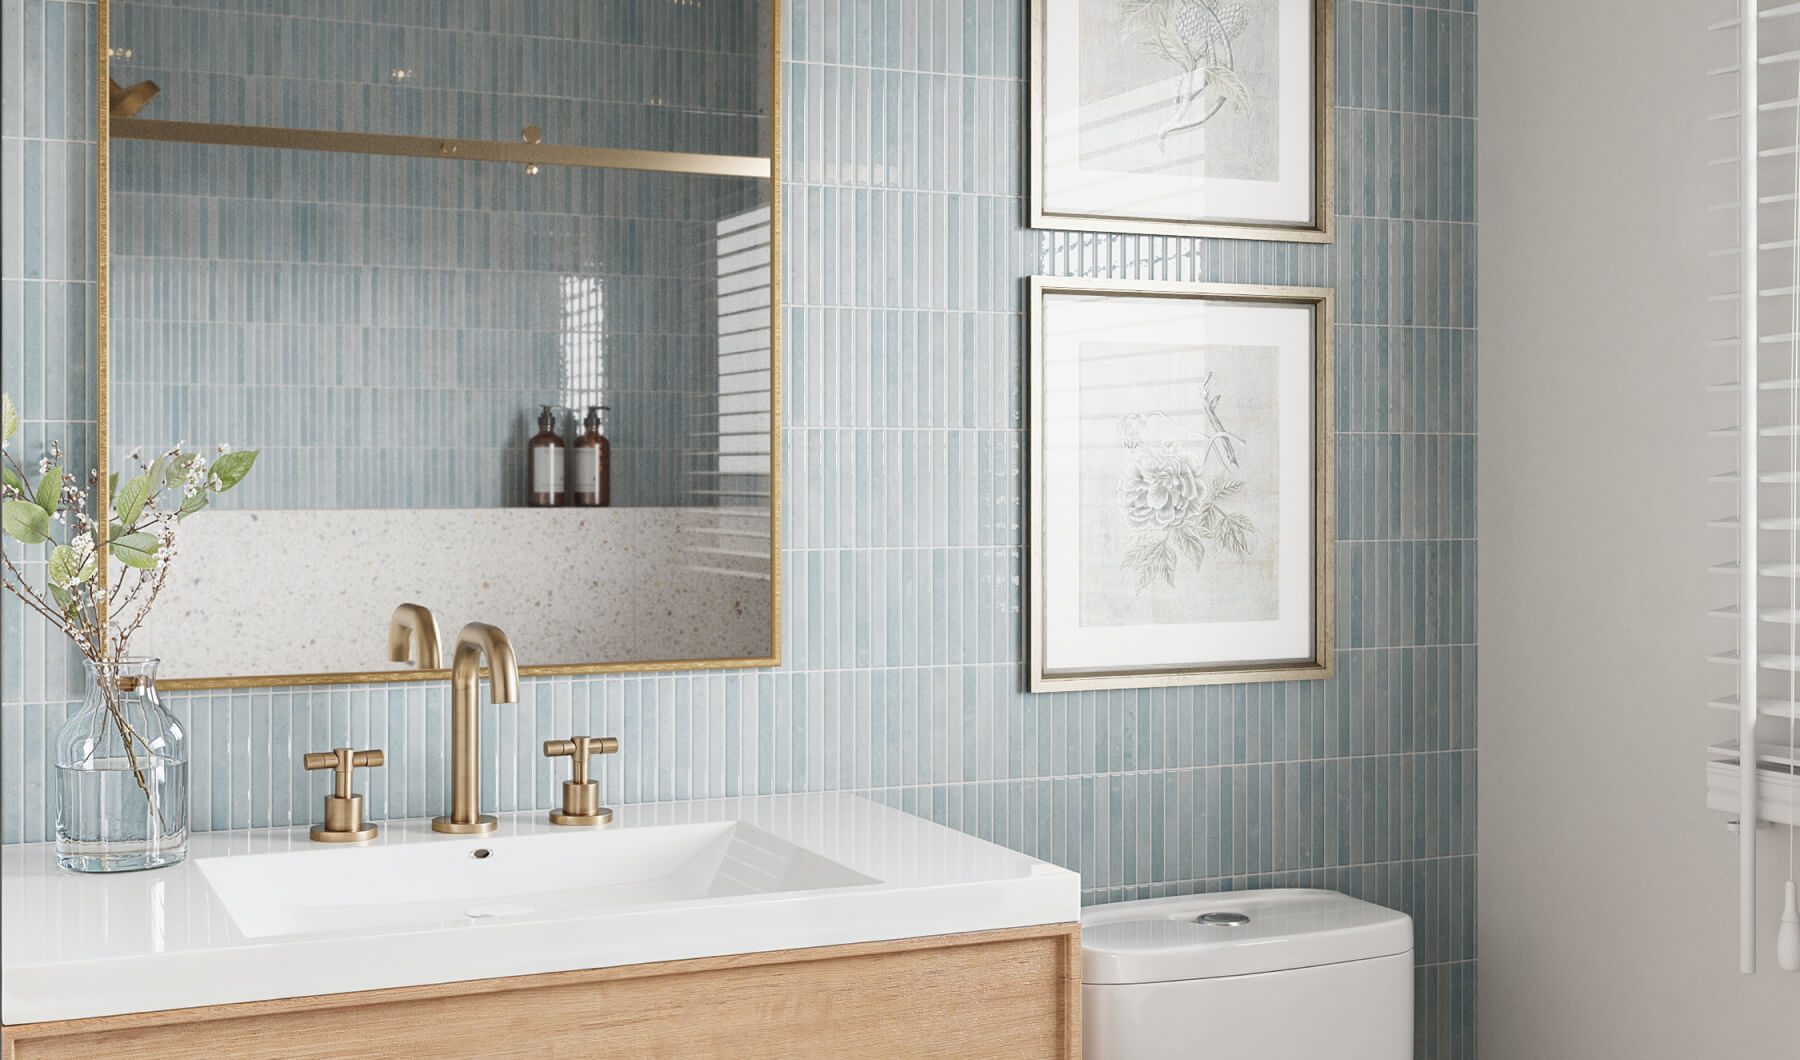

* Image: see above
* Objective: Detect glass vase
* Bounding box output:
[53,658,188,872]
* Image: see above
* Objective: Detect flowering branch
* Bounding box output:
[1,391,257,666]
[2,391,257,821]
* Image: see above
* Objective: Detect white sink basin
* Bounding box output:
[2,793,1080,1024]
[199,820,876,938]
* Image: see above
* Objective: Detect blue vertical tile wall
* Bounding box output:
[1,2,1476,1056]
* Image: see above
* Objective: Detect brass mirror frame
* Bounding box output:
[92,0,783,690]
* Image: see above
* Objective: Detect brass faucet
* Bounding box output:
[544,736,619,826]
[387,602,444,670]
[432,622,519,835]
[303,746,384,843]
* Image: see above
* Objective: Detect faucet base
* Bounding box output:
[549,808,614,827]
[431,815,497,835]
[309,823,379,843]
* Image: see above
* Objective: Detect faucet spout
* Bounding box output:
[432,621,518,835]
[454,622,519,705]
[386,603,443,669]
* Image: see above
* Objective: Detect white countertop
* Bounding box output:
[1,793,1080,1025]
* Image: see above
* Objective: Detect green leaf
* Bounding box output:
[147,455,167,494]
[1,467,21,496]
[211,450,257,491]
[2,500,51,544]
[34,464,60,514]
[49,539,96,585]
[48,582,73,615]
[108,470,118,498]
[176,492,208,521]
[164,454,194,489]
[0,392,16,441]
[48,544,78,586]
[114,473,151,526]
[108,531,160,569]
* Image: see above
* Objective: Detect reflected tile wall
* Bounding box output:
[1,2,1477,1056]
[108,144,759,509]
[111,0,769,156]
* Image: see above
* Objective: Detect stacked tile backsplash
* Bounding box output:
[2,1,1476,1055]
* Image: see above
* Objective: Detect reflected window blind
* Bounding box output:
[682,205,772,581]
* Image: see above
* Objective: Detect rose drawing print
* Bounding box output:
[1077,346,1280,628]
[1115,377,1259,591]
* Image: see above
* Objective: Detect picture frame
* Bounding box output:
[1029,0,1334,243]
[1027,277,1334,692]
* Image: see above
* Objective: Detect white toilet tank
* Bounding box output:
[1081,889,1414,1060]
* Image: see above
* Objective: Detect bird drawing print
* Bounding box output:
[1118,0,1258,152]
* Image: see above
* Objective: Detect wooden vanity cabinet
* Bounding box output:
[0,923,1081,1059]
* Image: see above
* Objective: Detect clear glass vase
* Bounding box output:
[54,658,188,872]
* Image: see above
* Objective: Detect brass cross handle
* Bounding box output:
[543,737,618,826]
[303,747,384,843]
[542,737,618,784]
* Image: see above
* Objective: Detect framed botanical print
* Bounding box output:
[1028,277,1333,691]
[1029,0,1333,242]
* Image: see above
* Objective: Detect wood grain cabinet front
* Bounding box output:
[1,924,1082,1059]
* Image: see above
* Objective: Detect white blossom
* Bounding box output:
[69,532,97,583]
[182,453,212,499]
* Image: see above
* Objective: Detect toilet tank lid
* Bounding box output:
[1080,889,1413,985]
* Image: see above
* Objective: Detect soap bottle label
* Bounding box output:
[532,448,565,495]
[571,448,600,493]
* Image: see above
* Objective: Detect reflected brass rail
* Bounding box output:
[111,117,773,179]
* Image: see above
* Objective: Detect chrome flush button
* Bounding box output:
[1196,911,1251,927]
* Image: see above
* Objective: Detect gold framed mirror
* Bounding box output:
[94,0,782,690]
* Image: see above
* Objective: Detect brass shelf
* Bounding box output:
[111,118,772,179]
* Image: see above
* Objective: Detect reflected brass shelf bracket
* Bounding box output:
[109,118,772,179]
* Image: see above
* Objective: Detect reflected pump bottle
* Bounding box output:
[527,404,566,507]
[569,405,611,507]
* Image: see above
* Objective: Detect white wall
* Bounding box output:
[1480,1,1797,1056]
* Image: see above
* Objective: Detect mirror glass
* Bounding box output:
[103,1,778,685]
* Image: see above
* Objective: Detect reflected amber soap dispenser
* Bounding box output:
[528,404,566,507]
[569,405,611,507]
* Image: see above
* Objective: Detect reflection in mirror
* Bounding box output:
[103,1,779,684]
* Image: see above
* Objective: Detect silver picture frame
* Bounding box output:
[1029,0,1335,243]
[1027,276,1334,692]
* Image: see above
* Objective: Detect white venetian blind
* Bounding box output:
[1706,0,1800,976]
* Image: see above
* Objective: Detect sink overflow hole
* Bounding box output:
[470,848,493,860]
